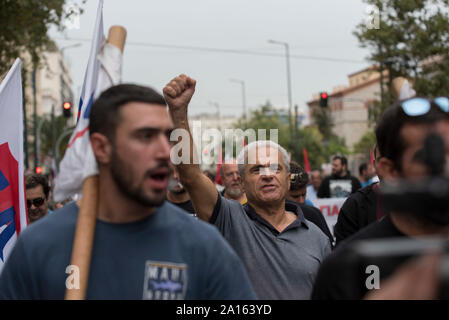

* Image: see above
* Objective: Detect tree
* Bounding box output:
[1,1,84,169]
[39,115,73,162]
[295,127,326,169]
[311,106,334,140]
[0,0,84,75]
[28,114,73,172]
[233,102,348,169]
[354,0,449,122]
[353,131,376,160]
[233,101,290,150]
[325,135,350,159]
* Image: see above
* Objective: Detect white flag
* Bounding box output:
[398,79,416,100]
[54,0,123,202]
[0,58,27,273]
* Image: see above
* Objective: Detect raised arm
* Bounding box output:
[163,74,218,221]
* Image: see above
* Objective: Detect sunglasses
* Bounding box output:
[27,197,45,208]
[401,97,449,116]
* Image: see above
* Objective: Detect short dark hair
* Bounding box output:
[332,155,347,167]
[25,173,50,198]
[359,163,368,176]
[290,161,309,190]
[89,84,166,141]
[375,99,449,171]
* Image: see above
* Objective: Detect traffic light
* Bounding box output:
[35,166,43,174]
[62,101,72,118]
[319,92,328,107]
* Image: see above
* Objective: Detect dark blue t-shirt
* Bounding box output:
[0,201,256,300]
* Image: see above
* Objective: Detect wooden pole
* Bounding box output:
[65,25,127,300]
[107,26,127,53]
[65,176,99,300]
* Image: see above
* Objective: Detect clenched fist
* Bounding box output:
[163,74,196,115]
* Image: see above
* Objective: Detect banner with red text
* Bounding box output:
[314,197,347,236]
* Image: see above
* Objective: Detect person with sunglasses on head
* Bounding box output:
[311,96,449,300]
[25,173,52,223]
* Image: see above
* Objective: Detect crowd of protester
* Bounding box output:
[1,74,448,300]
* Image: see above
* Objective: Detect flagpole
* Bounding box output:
[65,25,127,300]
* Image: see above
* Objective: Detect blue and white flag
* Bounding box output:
[54,0,123,201]
[0,58,27,273]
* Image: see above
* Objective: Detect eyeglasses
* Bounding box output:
[27,197,45,208]
[401,97,449,116]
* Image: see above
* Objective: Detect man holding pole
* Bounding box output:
[0,84,256,300]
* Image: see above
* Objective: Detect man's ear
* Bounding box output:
[376,157,399,179]
[90,132,112,165]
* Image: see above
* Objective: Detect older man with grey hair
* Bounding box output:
[220,158,247,204]
[163,74,331,300]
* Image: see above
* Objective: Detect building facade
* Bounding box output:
[22,47,74,170]
[188,113,240,170]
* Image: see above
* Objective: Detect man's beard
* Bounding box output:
[110,149,168,207]
[334,169,343,176]
[28,209,46,223]
[226,186,243,199]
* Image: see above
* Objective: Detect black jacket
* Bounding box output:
[334,183,383,245]
[311,214,404,300]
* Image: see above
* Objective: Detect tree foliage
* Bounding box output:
[1,1,84,169]
[233,102,349,169]
[233,101,290,149]
[311,106,334,140]
[39,115,73,162]
[28,114,72,163]
[353,131,376,160]
[354,0,449,122]
[0,0,84,75]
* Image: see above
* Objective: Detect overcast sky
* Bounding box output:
[50,0,372,117]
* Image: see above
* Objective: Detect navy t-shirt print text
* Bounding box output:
[143,261,187,300]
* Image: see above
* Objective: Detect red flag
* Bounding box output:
[302,147,311,172]
[370,148,374,164]
[214,145,223,185]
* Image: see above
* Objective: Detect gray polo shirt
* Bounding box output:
[210,194,331,299]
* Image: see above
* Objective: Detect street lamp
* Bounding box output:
[59,43,80,128]
[229,78,247,123]
[209,101,221,132]
[268,39,293,138]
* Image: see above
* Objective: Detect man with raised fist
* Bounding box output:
[164,74,331,300]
